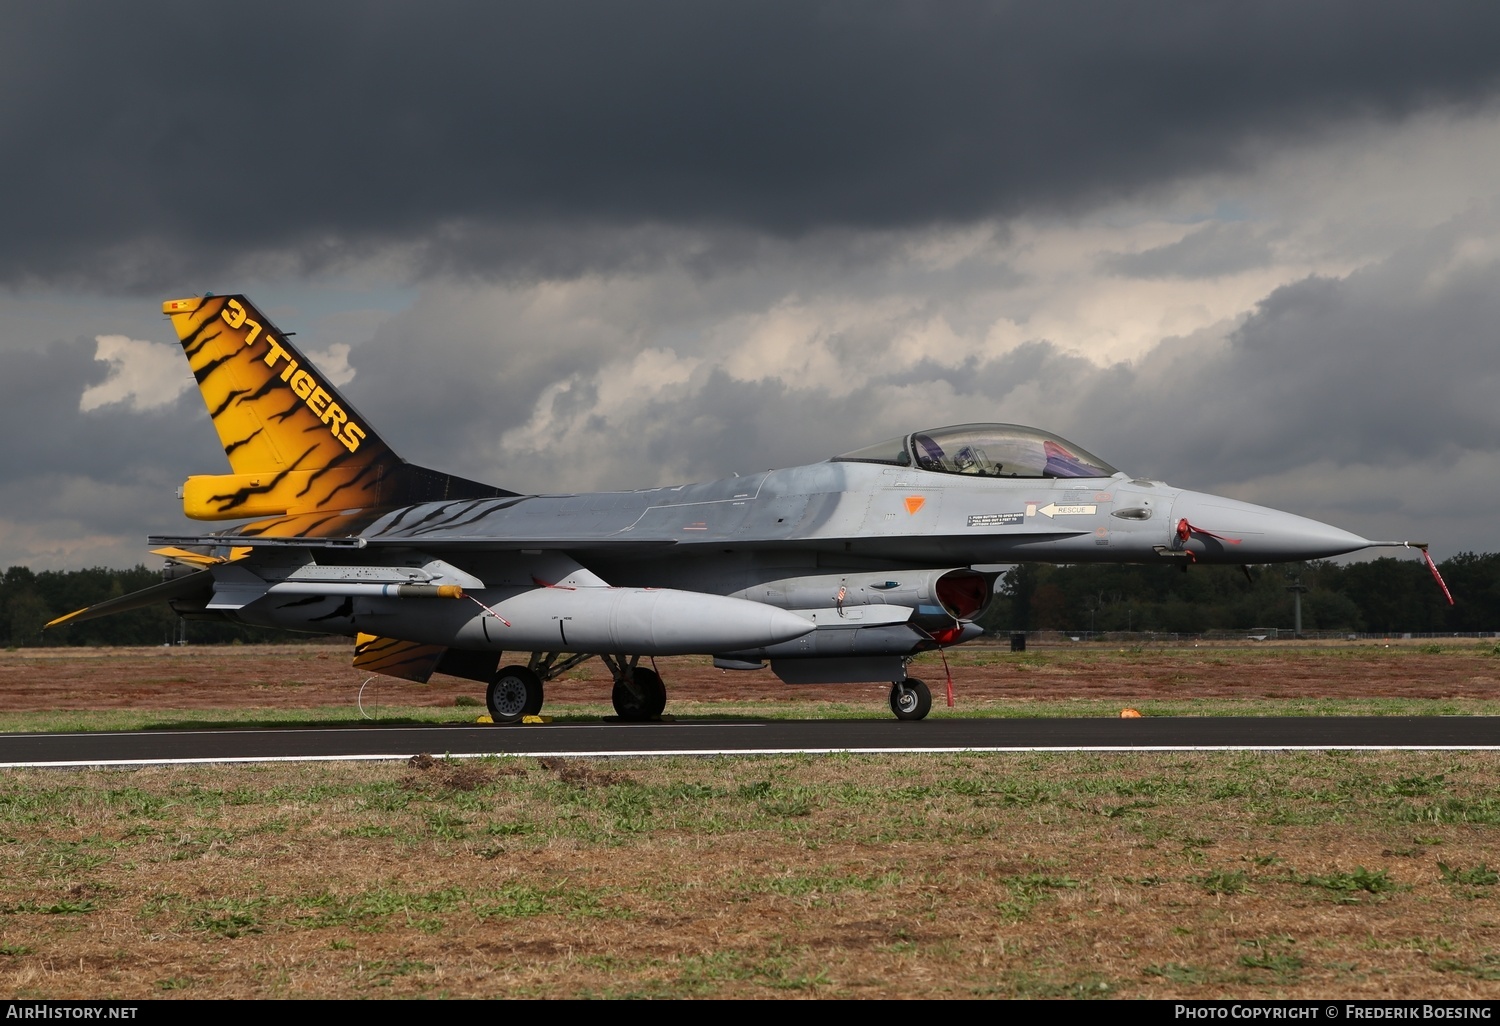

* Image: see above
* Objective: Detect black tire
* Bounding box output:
[889,677,932,721]
[611,666,667,721]
[487,665,544,724]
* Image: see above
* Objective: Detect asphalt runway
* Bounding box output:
[0,716,1497,768]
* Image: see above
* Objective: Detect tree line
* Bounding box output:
[4,552,1498,648]
[987,553,1500,636]
[1,565,298,647]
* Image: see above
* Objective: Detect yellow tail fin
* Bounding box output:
[164,294,510,520]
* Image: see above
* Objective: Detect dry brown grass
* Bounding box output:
[3,638,1498,717]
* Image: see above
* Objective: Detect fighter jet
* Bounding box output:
[48,294,1444,721]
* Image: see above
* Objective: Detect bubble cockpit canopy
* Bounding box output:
[832,423,1118,479]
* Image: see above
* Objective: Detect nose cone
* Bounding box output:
[1170,490,1372,562]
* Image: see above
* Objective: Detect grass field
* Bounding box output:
[2,753,1498,999]
[0,642,1496,999]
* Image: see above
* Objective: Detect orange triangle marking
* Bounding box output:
[904,496,926,515]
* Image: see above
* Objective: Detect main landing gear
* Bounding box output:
[486,664,544,724]
[889,677,932,721]
[484,652,671,724]
[601,655,667,722]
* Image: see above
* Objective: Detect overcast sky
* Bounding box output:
[3,2,1500,570]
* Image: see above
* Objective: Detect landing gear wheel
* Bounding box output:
[889,677,932,721]
[611,666,667,722]
[487,665,544,724]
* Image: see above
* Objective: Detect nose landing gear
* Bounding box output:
[889,677,932,721]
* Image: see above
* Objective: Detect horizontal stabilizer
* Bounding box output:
[350,635,499,685]
[45,570,213,629]
[353,633,446,684]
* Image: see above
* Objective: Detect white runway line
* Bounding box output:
[2,743,1497,769]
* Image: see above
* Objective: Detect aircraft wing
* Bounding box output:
[148,534,681,553]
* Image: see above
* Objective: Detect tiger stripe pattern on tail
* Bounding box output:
[163,295,513,521]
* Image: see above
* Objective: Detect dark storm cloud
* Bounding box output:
[924,212,1500,493]
[4,2,1500,288]
[0,340,216,489]
[0,338,228,563]
[548,209,1499,540]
